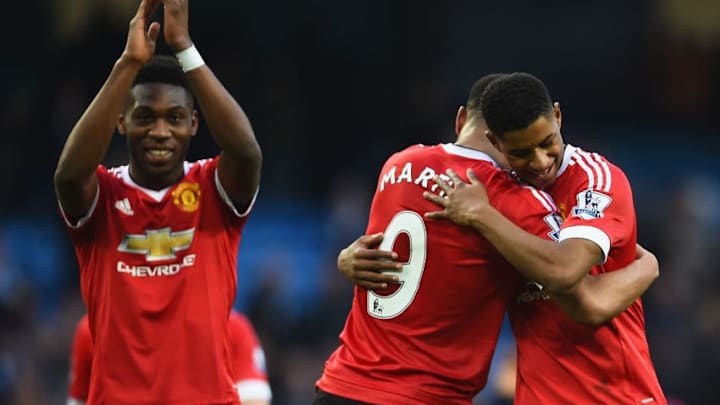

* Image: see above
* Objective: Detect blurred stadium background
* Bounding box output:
[1,0,719,404]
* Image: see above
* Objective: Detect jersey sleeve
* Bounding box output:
[228,313,272,401]
[493,174,562,243]
[58,165,107,231]
[201,157,259,218]
[68,316,93,402]
[558,157,634,263]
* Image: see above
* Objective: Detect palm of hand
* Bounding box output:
[162,0,192,50]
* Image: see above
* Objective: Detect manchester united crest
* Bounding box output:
[172,182,201,212]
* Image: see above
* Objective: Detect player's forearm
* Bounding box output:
[240,400,269,405]
[553,255,658,325]
[468,206,589,292]
[186,67,261,165]
[55,56,143,183]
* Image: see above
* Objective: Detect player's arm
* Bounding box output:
[54,0,161,219]
[161,0,261,212]
[550,244,658,325]
[425,169,598,294]
[239,398,270,405]
[337,233,402,290]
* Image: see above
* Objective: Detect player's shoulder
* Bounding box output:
[184,157,220,175]
[228,311,258,338]
[186,157,217,169]
[384,143,439,163]
[229,311,250,327]
[102,164,127,181]
[497,179,558,216]
[562,144,629,191]
[73,314,92,343]
[75,313,89,330]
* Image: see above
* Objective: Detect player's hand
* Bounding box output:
[338,233,401,290]
[122,0,161,65]
[634,243,659,280]
[161,0,192,52]
[423,168,490,227]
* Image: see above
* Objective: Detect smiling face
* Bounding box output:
[118,83,198,190]
[488,104,564,189]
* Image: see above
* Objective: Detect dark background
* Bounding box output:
[1,1,718,404]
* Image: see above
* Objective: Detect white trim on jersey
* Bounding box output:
[558,225,610,264]
[120,165,173,202]
[441,143,499,165]
[214,169,259,218]
[556,144,576,177]
[572,153,597,190]
[58,183,100,229]
[525,186,558,212]
[66,398,86,405]
[577,149,605,190]
[236,379,272,401]
[592,152,613,192]
[567,146,614,193]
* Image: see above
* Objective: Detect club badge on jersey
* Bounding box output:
[172,181,202,212]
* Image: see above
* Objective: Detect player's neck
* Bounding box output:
[455,131,508,169]
[128,164,185,191]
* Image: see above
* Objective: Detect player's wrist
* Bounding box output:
[175,44,205,72]
[467,205,497,233]
[117,53,147,69]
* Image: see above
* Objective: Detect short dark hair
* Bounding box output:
[480,72,553,136]
[466,73,505,117]
[133,54,192,92]
[125,55,194,112]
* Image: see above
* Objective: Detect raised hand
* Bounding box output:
[338,233,402,290]
[122,0,161,65]
[161,0,192,51]
[423,168,491,227]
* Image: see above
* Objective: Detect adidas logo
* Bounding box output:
[114,198,134,216]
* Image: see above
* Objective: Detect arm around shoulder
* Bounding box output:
[550,244,659,325]
[469,206,602,294]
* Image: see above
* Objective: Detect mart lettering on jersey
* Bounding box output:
[379,161,453,196]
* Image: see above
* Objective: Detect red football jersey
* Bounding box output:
[60,158,252,405]
[68,315,93,404]
[509,145,666,404]
[66,311,270,404]
[317,144,562,404]
[227,311,272,402]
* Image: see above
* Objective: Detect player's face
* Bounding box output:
[490,106,564,189]
[119,83,198,188]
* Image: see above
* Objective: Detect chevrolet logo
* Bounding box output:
[118,227,195,261]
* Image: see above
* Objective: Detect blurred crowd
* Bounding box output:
[1,0,719,404]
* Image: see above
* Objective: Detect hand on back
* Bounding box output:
[424,168,490,227]
[338,233,401,290]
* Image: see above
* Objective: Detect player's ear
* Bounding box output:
[486,130,502,151]
[117,113,127,135]
[455,106,467,136]
[190,110,199,137]
[553,101,562,129]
